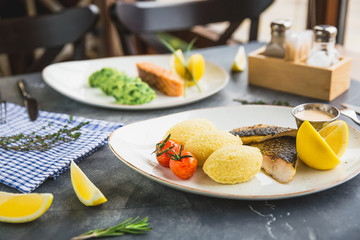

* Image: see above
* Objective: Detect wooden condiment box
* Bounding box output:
[248,47,352,101]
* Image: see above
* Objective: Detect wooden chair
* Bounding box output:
[110,0,274,55]
[0,4,99,75]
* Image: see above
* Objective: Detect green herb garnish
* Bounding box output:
[161,39,202,96]
[185,38,197,58]
[0,117,89,152]
[234,99,292,106]
[271,100,291,106]
[72,217,151,240]
[234,99,267,105]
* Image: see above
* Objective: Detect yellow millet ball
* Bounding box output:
[203,145,262,184]
[164,118,217,146]
[184,130,242,166]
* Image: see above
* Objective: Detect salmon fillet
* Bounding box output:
[136,62,184,97]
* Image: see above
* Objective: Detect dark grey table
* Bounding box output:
[1,42,360,240]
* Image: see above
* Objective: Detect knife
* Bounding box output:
[17,79,39,121]
[342,103,360,115]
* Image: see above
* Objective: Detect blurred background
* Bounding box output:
[0,0,358,77]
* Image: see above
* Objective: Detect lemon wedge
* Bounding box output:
[170,49,186,79]
[231,46,247,72]
[70,161,107,206]
[0,192,53,223]
[297,120,340,170]
[169,49,205,86]
[319,120,349,157]
[187,53,205,86]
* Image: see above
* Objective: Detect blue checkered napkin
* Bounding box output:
[0,103,122,193]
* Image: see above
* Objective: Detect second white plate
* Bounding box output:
[108,105,360,200]
[42,55,229,110]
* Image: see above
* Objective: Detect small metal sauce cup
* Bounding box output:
[292,103,340,130]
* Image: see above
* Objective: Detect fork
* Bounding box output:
[0,92,7,124]
[340,108,360,126]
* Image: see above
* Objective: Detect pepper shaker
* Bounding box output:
[264,19,292,58]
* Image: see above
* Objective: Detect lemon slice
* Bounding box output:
[231,46,247,72]
[319,120,349,157]
[187,53,205,86]
[170,49,186,79]
[0,192,53,223]
[297,120,340,170]
[70,161,107,206]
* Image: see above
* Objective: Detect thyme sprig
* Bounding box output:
[72,217,151,240]
[234,99,292,106]
[0,116,89,152]
[161,39,202,96]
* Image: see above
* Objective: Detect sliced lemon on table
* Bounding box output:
[297,120,341,170]
[187,53,205,86]
[0,192,53,223]
[318,120,349,157]
[231,46,247,72]
[170,49,186,79]
[70,161,107,206]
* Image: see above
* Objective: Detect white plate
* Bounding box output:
[108,105,360,200]
[42,55,229,110]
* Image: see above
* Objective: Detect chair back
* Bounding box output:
[0,5,99,74]
[111,0,274,55]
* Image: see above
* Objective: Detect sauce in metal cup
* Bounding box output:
[292,103,339,130]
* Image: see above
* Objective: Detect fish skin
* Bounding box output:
[230,124,298,183]
[230,124,297,144]
[250,137,297,183]
[251,137,297,167]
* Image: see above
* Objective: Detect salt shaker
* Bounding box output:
[306,25,340,68]
[264,19,292,58]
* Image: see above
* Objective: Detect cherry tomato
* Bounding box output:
[154,134,180,167]
[169,148,197,179]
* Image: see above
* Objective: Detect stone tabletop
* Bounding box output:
[1,42,360,240]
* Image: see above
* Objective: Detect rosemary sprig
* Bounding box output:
[72,217,151,240]
[161,39,202,96]
[234,99,292,106]
[0,117,89,152]
[272,100,292,106]
[168,145,192,161]
[234,99,266,105]
[153,134,174,157]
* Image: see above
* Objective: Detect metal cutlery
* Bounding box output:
[340,108,360,126]
[17,79,39,121]
[342,103,360,115]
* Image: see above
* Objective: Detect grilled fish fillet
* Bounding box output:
[230,124,297,144]
[230,124,298,183]
[136,62,184,97]
[250,137,297,183]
